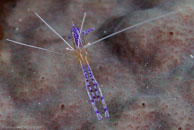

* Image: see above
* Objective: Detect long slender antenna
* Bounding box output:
[84,9,184,48]
[78,12,87,47]
[34,12,74,50]
[6,39,62,55]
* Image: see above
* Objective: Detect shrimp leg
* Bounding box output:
[82,65,103,120]
[86,64,110,118]
[82,28,95,35]
[82,66,96,100]
[86,65,100,101]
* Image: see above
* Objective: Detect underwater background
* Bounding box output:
[0,0,194,130]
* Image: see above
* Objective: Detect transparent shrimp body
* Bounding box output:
[71,25,109,120]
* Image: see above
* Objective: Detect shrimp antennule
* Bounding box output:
[6,39,62,55]
[34,12,74,50]
[84,9,184,48]
[78,12,87,48]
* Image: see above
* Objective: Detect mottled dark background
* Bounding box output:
[0,0,194,130]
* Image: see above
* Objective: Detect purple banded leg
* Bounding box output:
[82,66,96,100]
[87,83,96,100]
[86,65,100,101]
[96,82,110,118]
[67,28,95,39]
[85,84,102,120]
[82,28,95,35]
[82,66,102,120]
[94,81,109,118]
[86,65,110,118]
[90,76,100,101]
[87,65,100,100]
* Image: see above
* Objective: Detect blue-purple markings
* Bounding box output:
[86,65,108,113]
[82,28,95,35]
[86,65,100,100]
[82,65,102,117]
[71,25,82,48]
[86,65,109,114]
[71,26,95,47]
[82,66,96,100]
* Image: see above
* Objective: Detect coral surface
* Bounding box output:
[0,0,194,130]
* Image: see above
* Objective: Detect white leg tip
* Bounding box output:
[96,113,103,120]
[66,48,74,51]
[105,111,110,118]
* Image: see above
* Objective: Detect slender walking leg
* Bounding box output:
[82,65,103,120]
[95,81,110,118]
[82,66,96,100]
[82,28,95,35]
[85,85,103,120]
[86,65,100,101]
[86,65,110,118]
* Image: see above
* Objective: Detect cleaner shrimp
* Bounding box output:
[6,8,184,120]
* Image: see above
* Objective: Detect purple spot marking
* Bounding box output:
[82,28,95,35]
[95,110,99,113]
[71,25,82,48]
[67,36,72,39]
[67,28,95,41]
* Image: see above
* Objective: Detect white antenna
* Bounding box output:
[6,39,62,55]
[84,9,184,48]
[34,12,74,50]
[78,12,87,47]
